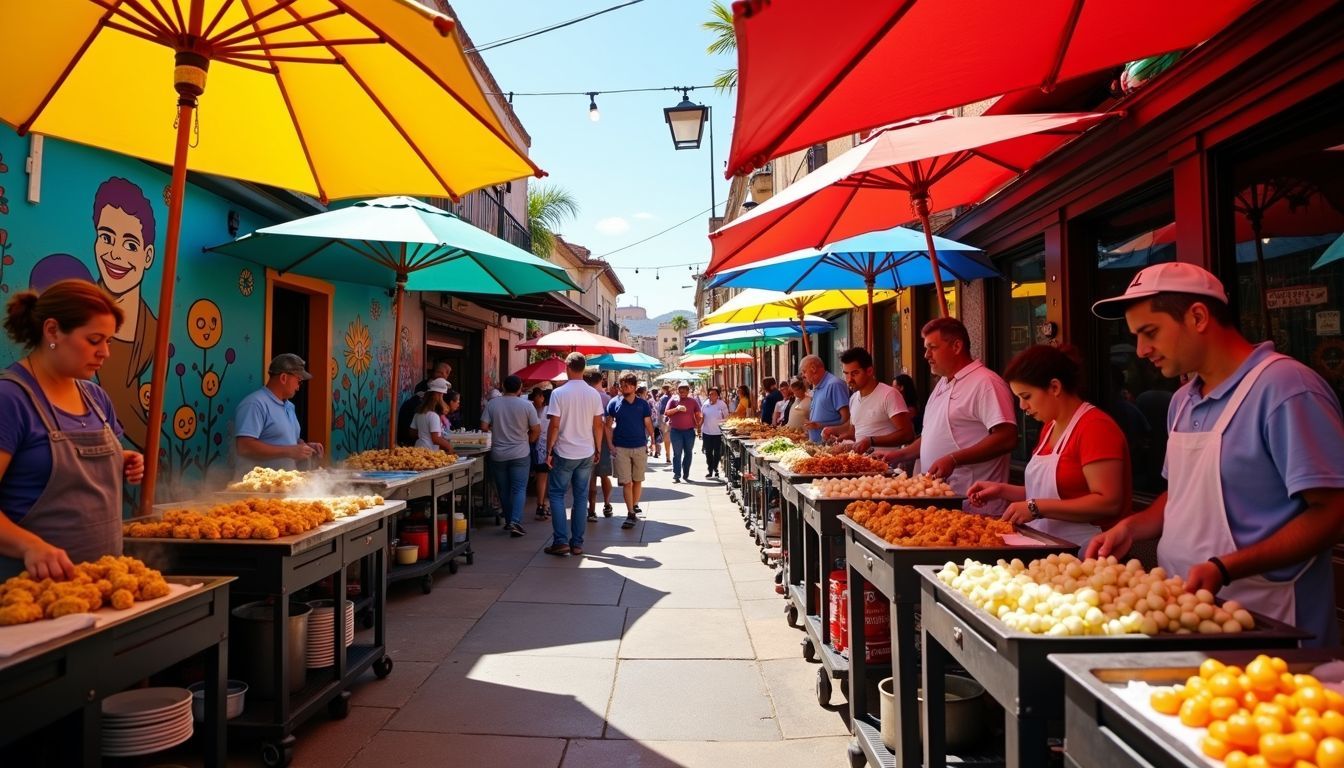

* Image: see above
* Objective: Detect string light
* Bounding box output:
[587,92,600,122]
[490,84,716,122]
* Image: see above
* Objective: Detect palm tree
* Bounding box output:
[669,314,691,332]
[527,184,579,259]
[703,1,737,92]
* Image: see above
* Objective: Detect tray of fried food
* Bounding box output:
[807,472,960,500]
[0,555,172,626]
[227,466,312,493]
[845,500,1014,548]
[124,495,383,541]
[787,452,891,477]
[343,447,457,472]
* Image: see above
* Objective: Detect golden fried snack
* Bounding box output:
[844,501,1014,547]
[0,555,172,625]
[792,453,890,476]
[228,467,310,493]
[0,603,44,625]
[123,495,383,540]
[109,589,135,610]
[344,447,456,471]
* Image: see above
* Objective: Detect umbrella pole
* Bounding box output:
[389,277,407,448]
[1251,222,1272,336]
[796,308,811,356]
[914,196,950,318]
[140,97,197,514]
[865,278,875,348]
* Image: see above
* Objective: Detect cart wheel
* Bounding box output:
[774,568,784,584]
[801,636,817,663]
[760,551,769,565]
[448,559,460,575]
[360,609,374,630]
[373,655,394,679]
[465,552,474,565]
[420,574,433,594]
[816,667,833,708]
[261,737,296,768]
[328,691,351,720]
[847,740,867,768]
[785,603,800,629]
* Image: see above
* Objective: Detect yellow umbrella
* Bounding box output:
[702,288,897,355]
[0,0,544,511]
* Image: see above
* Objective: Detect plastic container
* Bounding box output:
[395,545,419,565]
[452,513,467,544]
[437,516,449,548]
[400,526,429,559]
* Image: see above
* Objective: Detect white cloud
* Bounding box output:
[633,211,656,220]
[595,216,630,235]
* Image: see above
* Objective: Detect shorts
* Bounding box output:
[594,442,613,476]
[652,425,662,441]
[613,446,648,485]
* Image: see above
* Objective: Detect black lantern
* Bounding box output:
[664,94,707,150]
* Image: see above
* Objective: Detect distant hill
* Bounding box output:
[620,310,698,338]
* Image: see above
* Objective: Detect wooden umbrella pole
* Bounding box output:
[913,195,949,318]
[140,97,197,514]
[389,277,407,448]
[796,306,811,356]
[865,278,875,348]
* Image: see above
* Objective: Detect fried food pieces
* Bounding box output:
[122,496,386,540]
[0,555,171,625]
[812,473,957,498]
[845,500,1013,547]
[791,453,890,476]
[344,447,457,471]
[228,467,310,493]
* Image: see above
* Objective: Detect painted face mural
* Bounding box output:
[94,204,154,296]
[188,299,222,349]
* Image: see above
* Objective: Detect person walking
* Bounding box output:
[481,375,541,537]
[700,386,731,479]
[665,382,702,483]
[800,354,850,444]
[607,374,655,529]
[585,371,615,521]
[759,377,783,425]
[543,353,605,557]
[657,384,673,462]
[529,387,552,521]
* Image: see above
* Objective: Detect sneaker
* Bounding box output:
[633,505,644,516]
[672,476,681,484]
[508,523,526,538]
[603,503,614,517]
[621,515,637,530]
[544,543,571,556]
[706,472,714,479]
[587,511,598,521]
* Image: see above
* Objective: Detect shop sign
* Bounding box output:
[1266,285,1327,310]
[1318,311,1342,336]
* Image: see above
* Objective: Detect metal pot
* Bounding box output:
[230,601,311,698]
[915,673,987,750]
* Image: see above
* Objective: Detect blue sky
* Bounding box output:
[452,0,734,318]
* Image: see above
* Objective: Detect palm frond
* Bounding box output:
[711,68,738,93]
[703,1,737,56]
[527,184,580,259]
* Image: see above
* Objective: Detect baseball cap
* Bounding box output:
[426,378,450,394]
[268,353,313,380]
[1091,262,1229,320]
[677,381,690,389]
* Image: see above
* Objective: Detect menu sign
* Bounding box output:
[1266,285,1328,310]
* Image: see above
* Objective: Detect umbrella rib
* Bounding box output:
[166,0,187,35]
[214,8,344,48]
[104,19,170,45]
[219,36,383,55]
[965,147,1025,175]
[275,238,343,275]
[210,0,301,44]
[202,0,239,39]
[22,4,123,133]
[817,174,867,247]
[138,0,181,35]
[84,0,169,39]
[786,256,830,293]
[1043,0,1087,92]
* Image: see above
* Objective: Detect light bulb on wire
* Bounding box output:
[587,92,600,122]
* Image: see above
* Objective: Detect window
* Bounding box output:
[993,241,1047,462]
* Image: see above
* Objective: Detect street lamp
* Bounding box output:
[664,88,716,221]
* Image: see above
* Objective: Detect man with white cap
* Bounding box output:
[1087,262,1344,646]
[234,353,324,471]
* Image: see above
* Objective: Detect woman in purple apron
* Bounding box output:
[0,280,143,581]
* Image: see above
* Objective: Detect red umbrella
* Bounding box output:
[512,357,569,386]
[707,112,1111,315]
[516,324,636,354]
[724,0,1258,177]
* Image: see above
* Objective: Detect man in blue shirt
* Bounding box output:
[607,373,655,529]
[801,355,850,443]
[759,377,783,425]
[1088,263,1344,647]
[234,353,324,472]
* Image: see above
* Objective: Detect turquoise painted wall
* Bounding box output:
[0,129,399,502]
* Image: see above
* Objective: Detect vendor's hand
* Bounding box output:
[966,481,1002,507]
[1000,502,1034,526]
[927,454,958,479]
[1084,521,1133,560]
[871,448,901,465]
[854,437,872,454]
[24,540,76,581]
[804,420,820,431]
[307,442,325,459]
[1184,561,1225,595]
[292,443,315,461]
[123,450,145,484]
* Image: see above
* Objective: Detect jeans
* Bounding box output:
[489,455,531,527]
[547,454,593,547]
[669,428,696,480]
[702,434,723,476]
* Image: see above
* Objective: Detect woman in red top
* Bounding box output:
[968,345,1132,548]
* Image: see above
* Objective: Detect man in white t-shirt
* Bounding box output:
[542,353,605,557]
[822,347,914,453]
[876,318,1017,514]
[699,387,732,479]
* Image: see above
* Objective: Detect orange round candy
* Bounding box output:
[1201,735,1231,760]
[1288,730,1319,760]
[1324,689,1344,714]
[1227,713,1261,748]
[1255,713,1285,736]
[1269,656,1289,674]
[1248,658,1282,694]
[1224,750,1249,768]
[1151,687,1182,715]
[1202,658,1229,679]
[1322,710,1344,739]
[1295,711,1327,741]
[1210,672,1244,698]
[1258,733,1294,766]
[1181,696,1213,728]
[1211,696,1242,721]
[1319,736,1344,768]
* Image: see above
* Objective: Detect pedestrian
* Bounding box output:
[638,385,659,456]
[1087,263,1344,645]
[800,354,850,444]
[732,384,752,419]
[759,377,783,425]
[665,382,703,483]
[235,353,325,472]
[411,379,456,453]
[542,353,605,557]
[529,387,552,520]
[700,386,731,479]
[874,317,1017,515]
[657,384,674,462]
[823,347,915,452]
[967,345,1132,549]
[396,381,427,447]
[893,373,922,436]
[783,376,811,430]
[585,371,615,520]
[481,375,541,537]
[607,373,655,529]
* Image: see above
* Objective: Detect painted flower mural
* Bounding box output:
[334,314,388,456]
[344,315,372,375]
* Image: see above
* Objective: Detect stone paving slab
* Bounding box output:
[498,564,628,606]
[452,601,627,658]
[618,569,738,609]
[605,659,780,741]
[347,732,567,768]
[561,736,853,768]
[618,608,754,659]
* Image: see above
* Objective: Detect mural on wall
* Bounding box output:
[331,312,394,457]
[0,152,10,295]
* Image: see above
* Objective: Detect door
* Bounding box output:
[271,286,310,428]
[265,271,333,451]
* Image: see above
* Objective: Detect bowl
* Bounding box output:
[395,544,419,565]
[187,680,247,721]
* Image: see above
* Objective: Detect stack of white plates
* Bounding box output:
[101,687,194,757]
[305,599,355,668]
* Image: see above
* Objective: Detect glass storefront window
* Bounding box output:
[996,247,1047,462]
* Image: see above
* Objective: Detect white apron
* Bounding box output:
[1156,354,1306,626]
[1024,403,1103,548]
[918,363,1006,516]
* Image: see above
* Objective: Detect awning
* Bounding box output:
[460,292,598,326]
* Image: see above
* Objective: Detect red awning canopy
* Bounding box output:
[512,357,569,386]
[724,0,1258,177]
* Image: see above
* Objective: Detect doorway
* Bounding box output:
[265,270,333,450]
[271,287,310,427]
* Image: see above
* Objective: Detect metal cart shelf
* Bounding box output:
[0,575,234,767]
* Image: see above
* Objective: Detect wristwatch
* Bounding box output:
[1026,499,1041,519]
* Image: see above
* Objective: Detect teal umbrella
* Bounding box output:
[684,336,786,355]
[586,352,663,371]
[209,195,580,445]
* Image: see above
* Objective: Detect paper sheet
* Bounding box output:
[0,582,204,658]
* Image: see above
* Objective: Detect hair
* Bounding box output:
[708,386,721,395]
[417,390,444,415]
[529,386,551,405]
[444,390,461,409]
[93,177,156,248]
[5,279,125,349]
[921,316,972,355]
[1002,344,1085,395]
[584,370,603,384]
[840,346,873,368]
[619,373,639,386]
[762,376,777,389]
[894,373,917,404]
[636,386,647,396]
[566,352,587,372]
[737,384,751,398]
[800,354,825,371]
[662,385,671,393]
[789,376,808,392]
[503,375,523,394]
[1146,292,1238,328]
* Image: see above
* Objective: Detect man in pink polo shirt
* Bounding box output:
[664,382,702,484]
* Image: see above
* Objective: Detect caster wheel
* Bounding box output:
[774,569,784,584]
[801,636,818,663]
[420,574,433,594]
[328,691,351,719]
[373,656,394,679]
[448,559,459,575]
[785,603,800,629]
[760,552,769,565]
[261,737,296,767]
[816,667,833,708]
[465,552,474,565]
[847,741,868,768]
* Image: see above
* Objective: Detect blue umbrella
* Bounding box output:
[705,224,997,343]
[687,315,835,340]
[1312,233,1344,271]
[586,352,663,371]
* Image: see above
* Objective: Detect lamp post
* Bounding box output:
[663,89,715,222]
